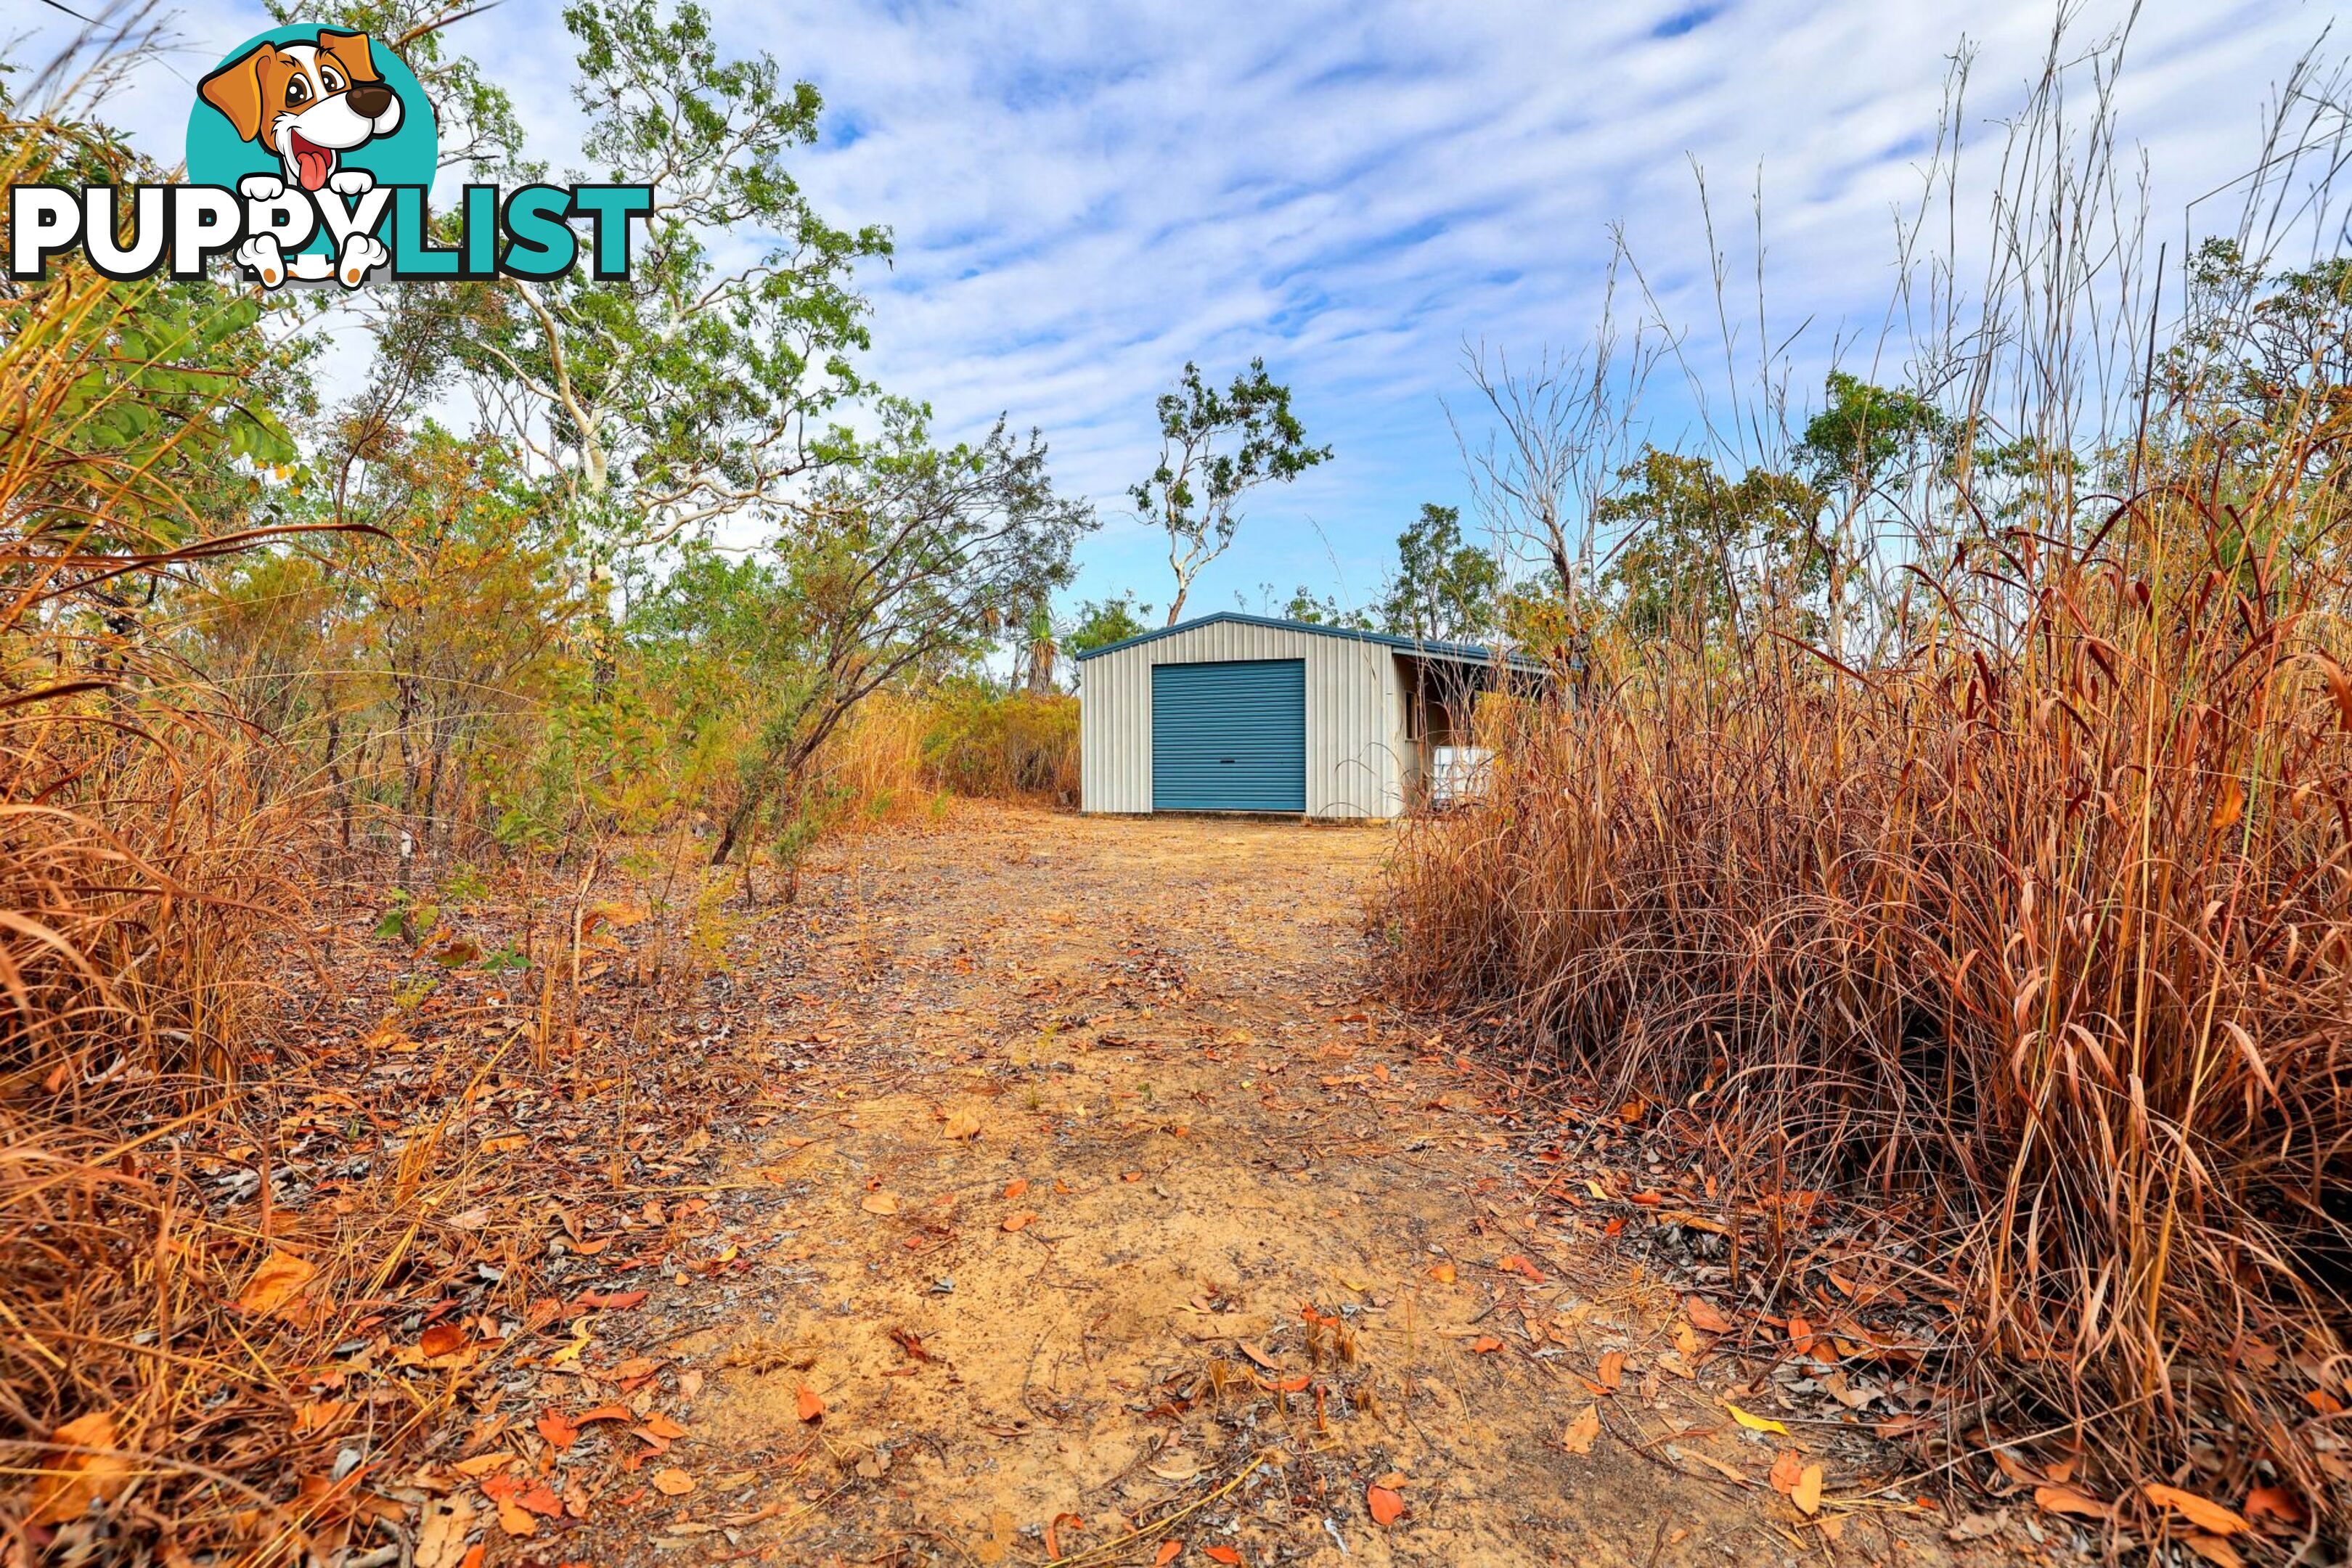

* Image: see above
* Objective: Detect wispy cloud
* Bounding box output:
[20,0,2337,615]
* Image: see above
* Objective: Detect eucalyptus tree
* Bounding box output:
[322,0,889,579]
[1131,359,1329,626]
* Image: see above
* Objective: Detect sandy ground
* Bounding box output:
[539,806,1955,1567]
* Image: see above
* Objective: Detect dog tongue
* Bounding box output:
[294,144,332,192]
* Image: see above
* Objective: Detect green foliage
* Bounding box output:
[1067,592,1153,655]
[1275,584,1371,628]
[352,0,892,558]
[1381,504,1500,642]
[633,399,1093,861]
[1132,359,1331,624]
[1596,448,1824,637]
[1,108,307,558]
[1794,371,1949,501]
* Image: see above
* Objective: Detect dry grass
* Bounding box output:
[812,686,1079,827]
[1381,28,2352,1543]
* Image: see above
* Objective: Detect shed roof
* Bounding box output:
[1071,611,1548,674]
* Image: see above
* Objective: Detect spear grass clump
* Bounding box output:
[1384,23,2352,1537]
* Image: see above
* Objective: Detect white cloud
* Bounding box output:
[18,0,2338,617]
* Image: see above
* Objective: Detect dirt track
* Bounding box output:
[552,806,1951,1566]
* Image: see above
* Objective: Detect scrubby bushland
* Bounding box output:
[1384,29,2352,1538]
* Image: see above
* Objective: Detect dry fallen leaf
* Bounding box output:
[1203,1549,1243,1566]
[1367,1482,1407,1527]
[1562,1405,1601,1455]
[652,1467,695,1496]
[2035,1485,2113,1522]
[234,1250,316,1317]
[1154,1543,1183,1566]
[1002,1211,1037,1232]
[1769,1450,1804,1495]
[1793,1463,1824,1516]
[1596,1349,1625,1392]
[1685,1296,1734,1334]
[2244,1485,2303,1527]
[860,1191,901,1215]
[1469,1335,1504,1354]
[418,1322,470,1359]
[534,1409,580,1449]
[2181,1535,2245,1568]
[414,1495,475,1568]
[2143,1484,2250,1536]
[1726,1402,1789,1437]
[943,1108,983,1140]
[796,1386,825,1423]
[1003,1177,1030,1199]
[27,1410,127,1526]
[1427,1261,1457,1283]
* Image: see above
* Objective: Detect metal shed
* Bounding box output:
[1074,611,1544,819]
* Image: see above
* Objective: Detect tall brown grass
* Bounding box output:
[813,684,1079,825]
[1,71,333,1556]
[1384,25,2352,1536]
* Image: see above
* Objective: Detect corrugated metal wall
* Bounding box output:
[1079,621,1409,817]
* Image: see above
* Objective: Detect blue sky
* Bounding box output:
[19,0,2341,620]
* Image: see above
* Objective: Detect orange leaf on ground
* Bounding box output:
[2144,1485,2250,1536]
[1154,1543,1184,1566]
[235,1251,316,1316]
[1004,1178,1029,1199]
[651,1467,694,1496]
[494,1498,537,1538]
[1427,1261,1457,1283]
[535,1410,580,1449]
[1685,1296,1734,1334]
[2035,1485,2113,1521]
[1203,1549,1242,1565]
[26,1410,127,1526]
[573,1403,630,1425]
[1793,1464,1824,1516]
[1368,1483,1407,1526]
[1768,1451,1803,1495]
[1596,1349,1624,1392]
[796,1386,825,1423]
[1002,1212,1037,1232]
[1469,1336,1504,1353]
[2181,1537,2244,1568]
[943,1108,983,1140]
[1562,1405,1600,1455]
[2245,1486,2304,1527]
[418,1322,470,1358]
[860,1191,900,1215]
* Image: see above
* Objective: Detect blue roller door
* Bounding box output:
[1151,659,1306,812]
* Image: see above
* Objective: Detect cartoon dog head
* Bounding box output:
[199,30,403,193]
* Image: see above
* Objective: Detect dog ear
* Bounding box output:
[316,29,381,83]
[199,43,274,144]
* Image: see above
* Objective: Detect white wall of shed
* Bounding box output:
[1079,622,1409,817]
